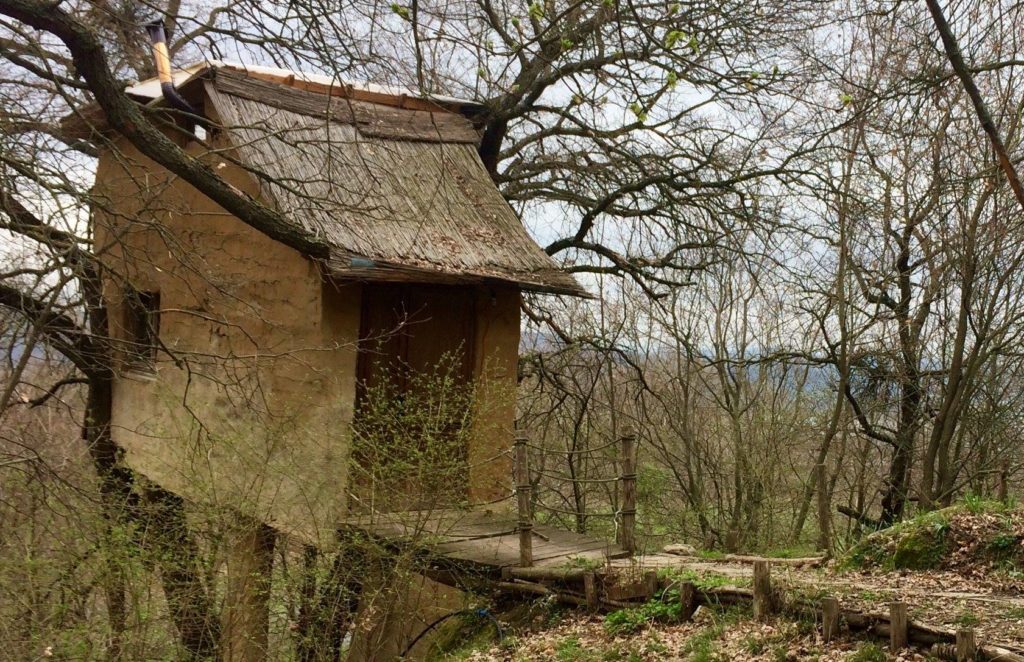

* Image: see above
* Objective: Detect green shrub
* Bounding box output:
[604,598,680,636]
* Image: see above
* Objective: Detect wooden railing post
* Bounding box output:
[514,430,533,567]
[618,427,637,556]
[815,462,833,555]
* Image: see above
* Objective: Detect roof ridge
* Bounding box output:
[124,60,483,111]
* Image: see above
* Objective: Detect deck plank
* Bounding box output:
[341,507,626,570]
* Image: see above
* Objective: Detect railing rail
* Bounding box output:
[512,427,639,563]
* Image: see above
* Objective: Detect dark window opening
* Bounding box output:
[124,289,160,369]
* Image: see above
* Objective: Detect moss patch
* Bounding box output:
[842,502,1024,574]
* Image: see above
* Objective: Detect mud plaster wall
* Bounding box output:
[93,130,521,548]
[93,132,359,546]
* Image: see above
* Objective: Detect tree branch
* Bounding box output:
[0,0,332,259]
[923,0,1024,211]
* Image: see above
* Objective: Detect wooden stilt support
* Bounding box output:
[618,427,637,556]
[221,521,276,662]
[956,628,976,661]
[753,560,773,621]
[679,582,698,621]
[515,430,533,567]
[889,601,908,652]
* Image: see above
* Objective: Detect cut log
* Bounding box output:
[515,432,533,568]
[956,628,976,661]
[506,566,589,582]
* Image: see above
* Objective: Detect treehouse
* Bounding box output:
[69,60,585,545]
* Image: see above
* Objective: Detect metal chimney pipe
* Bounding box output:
[144,19,198,116]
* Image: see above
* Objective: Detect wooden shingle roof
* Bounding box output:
[73,62,585,296]
[201,69,583,295]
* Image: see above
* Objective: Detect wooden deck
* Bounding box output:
[342,507,628,573]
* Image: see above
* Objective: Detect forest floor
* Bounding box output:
[661,556,1024,643]
[453,560,1024,661]
[445,504,1024,660]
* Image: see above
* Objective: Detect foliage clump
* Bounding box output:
[842,501,1024,574]
[603,598,680,636]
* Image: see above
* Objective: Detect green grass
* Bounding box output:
[561,556,603,571]
[954,610,981,627]
[1004,606,1024,619]
[657,567,739,590]
[848,642,887,662]
[697,549,726,561]
[556,637,596,662]
[962,493,1011,515]
[742,634,767,655]
[604,597,681,635]
[676,607,744,662]
[843,501,1023,572]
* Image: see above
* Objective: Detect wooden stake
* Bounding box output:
[643,570,658,599]
[889,601,908,652]
[514,430,533,567]
[956,628,977,661]
[679,582,698,621]
[821,596,840,642]
[753,561,773,620]
[618,428,637,556]
[583,572,598,611]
